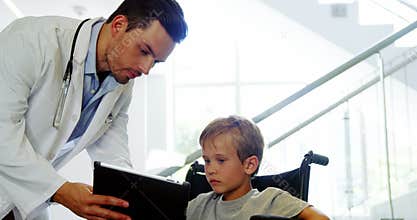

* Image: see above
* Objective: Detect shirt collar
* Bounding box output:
[85,19,105,75]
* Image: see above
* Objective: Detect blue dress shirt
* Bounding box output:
[67,19,119,142]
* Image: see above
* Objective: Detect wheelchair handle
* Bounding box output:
[311,153,329,166]
[191,161,205,173]
[305,151,329,166]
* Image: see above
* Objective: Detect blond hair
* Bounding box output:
[199,115,264,174]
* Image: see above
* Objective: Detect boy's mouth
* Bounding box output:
[209,179,220,185]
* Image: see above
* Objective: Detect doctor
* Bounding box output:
[0,0,187,219]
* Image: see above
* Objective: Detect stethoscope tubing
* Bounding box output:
[53,18,90,128]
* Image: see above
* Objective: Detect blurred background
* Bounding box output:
[1,0,417,219]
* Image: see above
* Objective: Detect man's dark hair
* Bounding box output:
[107,0,188,43]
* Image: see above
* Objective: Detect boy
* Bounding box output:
[186,115,329,220]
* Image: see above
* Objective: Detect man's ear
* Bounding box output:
[243,155,259,176]
[110,15,128,36]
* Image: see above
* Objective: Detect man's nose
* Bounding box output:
[139,57,154,75]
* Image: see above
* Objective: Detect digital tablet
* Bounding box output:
[93,162,190,220]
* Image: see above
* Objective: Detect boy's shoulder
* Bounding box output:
[189,191,219,206]
[253,187,307,204]
[187,188,309,219]
[189,187,290,206]
[254,187,289,197]
[251,187,310,218]
[187,191,220,219]
[248,187,287,203]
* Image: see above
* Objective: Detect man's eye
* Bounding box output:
[204,159,210,164]
[141,49,150,55]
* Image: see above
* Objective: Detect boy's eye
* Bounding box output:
[204,159,210,164]
[217,159,225,164]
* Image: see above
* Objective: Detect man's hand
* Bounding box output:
[52,181,131,220]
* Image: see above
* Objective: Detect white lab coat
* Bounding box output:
[0,16,134,219]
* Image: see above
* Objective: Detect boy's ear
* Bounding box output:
[243,155,259,175]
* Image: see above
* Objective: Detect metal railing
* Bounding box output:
[163,19,417,176]
[181,19,417,164]
[268,44,417,148]
[253,20,417,124]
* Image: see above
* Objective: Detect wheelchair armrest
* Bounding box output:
[250,215,291,220]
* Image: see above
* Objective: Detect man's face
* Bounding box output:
[106,18,175,84]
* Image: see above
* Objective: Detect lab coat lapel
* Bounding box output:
[56,18,103,147]
[53,62,84,151]
[66,85,124,158]
[53,30,88,150]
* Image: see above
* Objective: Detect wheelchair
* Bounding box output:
[185,150,329,220]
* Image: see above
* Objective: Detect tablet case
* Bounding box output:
[93,161,190,220]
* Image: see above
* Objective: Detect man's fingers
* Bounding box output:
[55,182,130,220]
[90,194,129,208]
[84,216,107,220]
[86,185,93,192]
[86,205,131,220]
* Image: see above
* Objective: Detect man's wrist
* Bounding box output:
[51,181,70,204]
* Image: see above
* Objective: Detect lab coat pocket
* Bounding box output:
[87,113,114,146]
[104,113,113,125]
[95,113,114,137]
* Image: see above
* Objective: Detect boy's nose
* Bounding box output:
[205,165,216,175]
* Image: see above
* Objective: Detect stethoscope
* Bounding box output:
[53,18,90,128]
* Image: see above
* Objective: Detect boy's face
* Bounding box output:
[202,133,253,201]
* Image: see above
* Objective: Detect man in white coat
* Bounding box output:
[0,0,187,219]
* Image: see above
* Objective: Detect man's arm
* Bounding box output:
[0,23,67,218]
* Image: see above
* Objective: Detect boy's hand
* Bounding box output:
[52,181,131,220]
[298,206,330,220]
